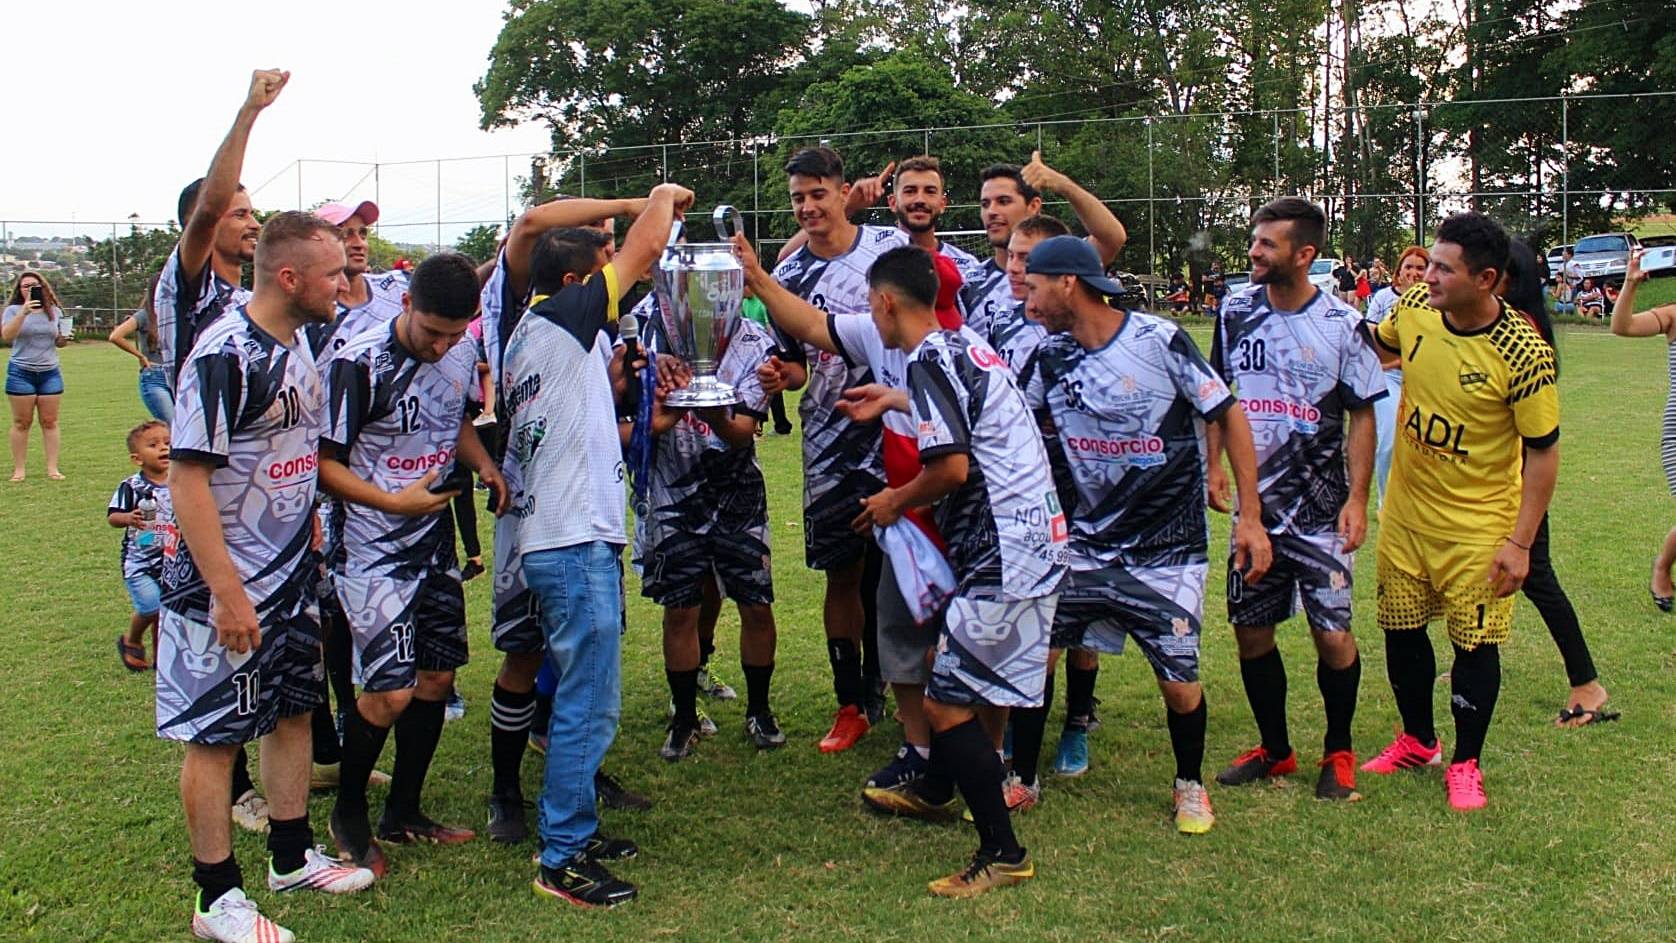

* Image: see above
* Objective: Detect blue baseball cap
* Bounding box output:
[1026,235,1122,297]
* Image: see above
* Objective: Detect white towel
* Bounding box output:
[876,521,957,625]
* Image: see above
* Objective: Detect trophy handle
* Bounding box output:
[713,205,744,241]
[665,218,685,249]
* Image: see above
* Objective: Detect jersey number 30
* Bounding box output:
[1235,338,1267,372]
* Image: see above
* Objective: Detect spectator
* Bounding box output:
[1559,247,1581,294]
[108,275,172,422]
[1363,245,1428,505]
[1333,256,1358,305]
[1576,277,1605,318]
[1369,258,1391,292]
[4,271,70,481]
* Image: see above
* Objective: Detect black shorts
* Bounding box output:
[642,530,773,609]
[804,468,885,571]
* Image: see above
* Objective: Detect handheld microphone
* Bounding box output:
[619,312,641,416]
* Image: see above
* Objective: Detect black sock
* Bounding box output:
[337,705,391,819]
[230,746,255,801]
[1010,671,1054,785]
[933,718,1023,860]
[322,605,357,715]
[489,683,535,798]
[1450,643,1501,763]
[1384,630,1437,747]
[1167,696,1208,784]
[699,636,716,667]
[667,668,699,725]
[192,855,243,910]
[1239,647,1291,759]
[531,690,553,737]
[827,638,862,709]
[743,662,774,716]
[1318,655,1361,754]
[1064,661,1098,727]
[267,815,313,875]
[311,702,341,765]
[386,696,446,821]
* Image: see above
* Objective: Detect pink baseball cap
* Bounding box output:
[314,200,380,227]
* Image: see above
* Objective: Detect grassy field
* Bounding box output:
[4,326,1675,943]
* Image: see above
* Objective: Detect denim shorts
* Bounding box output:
[5,361,64,396]
[125,573,161,616]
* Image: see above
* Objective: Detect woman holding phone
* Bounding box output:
[3,271,70,481]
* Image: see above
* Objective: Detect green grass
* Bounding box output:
[4,331,1676,942]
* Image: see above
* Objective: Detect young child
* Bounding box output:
[107,419,170,671]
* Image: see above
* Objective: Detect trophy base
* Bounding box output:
[665,377,739,408]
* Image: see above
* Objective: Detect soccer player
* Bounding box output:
[478,194,654,844]
[630,292,787,759]
[311,200,408,354]
[1206,198,1387,801]
[159,212,374,943]
[155,70,286,389]
[500,182,693,907]
[319,253,507,873]
[961,153,1127,339]
[1365,212,1559,811]
[1019,236,1272,835]
[772,146,908,753]
[840,245,1068,897]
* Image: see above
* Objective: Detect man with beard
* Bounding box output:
[160,212,375,943]
[962,154,1127,339]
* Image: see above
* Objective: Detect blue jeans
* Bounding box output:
[523,540,623,867]
[1373,370,1402,506]
[138,365,173,422]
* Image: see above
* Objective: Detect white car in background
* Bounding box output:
[1309,258,1342,294]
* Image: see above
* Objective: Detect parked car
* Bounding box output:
[1223,271,1251,292]
[1308,258,1341,294]
[1570,232,1640,285]
[1545,244,1571,283]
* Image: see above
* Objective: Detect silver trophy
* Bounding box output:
[653,205,747,408]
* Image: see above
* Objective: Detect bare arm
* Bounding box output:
[170,459,261,653]
[734,234,837,354]
[1023,151,1127,265]
[609,185,692,288]
[1489,443,1559,597]
[109,315,148,365]
[108,510,141,529]
[1610,249,1676,340]
[854,452,970,532]
[1,304,33,342]
[1215,404,1273,584]
[182,70,289,280]
[317,448,454,516]
[454,417,507,516]
[1338,405,1375,552]
[697,406,759,448]
[504,197,647,302]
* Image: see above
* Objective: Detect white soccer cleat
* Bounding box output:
[191,888,295,943]
[267,846,376,894]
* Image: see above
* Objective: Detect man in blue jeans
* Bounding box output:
[496,180,693,908]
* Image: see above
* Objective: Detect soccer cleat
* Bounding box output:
[595,770,653,811]
[585,831,639,861]
[665,699,718,738]
[661,720,700,762]
[191,888,294,943]
[927,850,1034,898]
[1215,745,1298,786]
[486,793,530,844]
[862,781,963,823]
[963,774,1040,822]
[818,704,870,753]
[1360,732,1444,775]
[862,679,888,726]
[444,691,467,723]
[865,744,929,791]
[231,790,269,833]
[377,811,475,845]
[697,664,738,700]
[328,806,388,879]
[745,711,787,750]
[534,854,638,909]
[268,846,376,894]
[1445,759,1488,811]
[1052,728,1090,777]
[1315,750,1360,801]
[1173,779,1215,835]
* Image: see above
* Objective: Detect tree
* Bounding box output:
[453,225,502,265]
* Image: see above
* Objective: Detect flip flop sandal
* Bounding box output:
[1650,588,1673,613]
[117,636,150,672]
[1557,705,1622,727]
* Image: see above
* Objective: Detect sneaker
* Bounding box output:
[927,849,1034,898]
[460,559,486,582]
[191,888,294,943]
[1360,732,1444,774]
[595,770,653,812]
[486,792,530,844]
[312,763,391,791]
[584,831,639,861]
[1315,750,1360,801]
[328,806,388,878]
[1173,779,1215,835]
[665,699,718,738]
[661,720,700,762]
[818,704,869,753]
[444,691,467,723]
[1215,745,1298,786]
[377,810,476,845]
[963,774,1040,822]
[697,664,738,700]
[1052,728,1090,778]
[861,781,963,823]
[1445,758,1488,811]
[745,711,787,750]
[230,789,269,833]
[865,744,929,791]
[268,846,376,894]
[534,854,637,909]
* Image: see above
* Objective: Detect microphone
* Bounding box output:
[619,312,641,416]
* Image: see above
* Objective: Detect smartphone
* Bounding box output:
[427,459,470,495]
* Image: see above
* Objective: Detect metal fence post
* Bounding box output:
[661,145,669,182]
[1272,110,1281,197]
[504,155,511,225]
[1561,95,1569,247]
[1146,117,1155,274]
[435,160,443,250]
[751,141,761,244]
[111,222,120,326]
[296,160,303,211]
[1413,105,1426,246]
[374,162,382,236]
[580,152,587,197]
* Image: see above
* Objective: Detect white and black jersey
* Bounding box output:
[152,245,252,390]
[956,257,1011,340]
[109,473,168,580]
[988,299,1051,375]
[307,270,408,363]
[908,329,1068,600]
[937,239,988,290]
